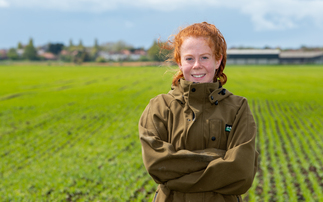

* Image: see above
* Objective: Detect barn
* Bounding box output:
[279,51,323,64]
[226,49,280,65]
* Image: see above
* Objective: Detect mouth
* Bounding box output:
[191,74,206,78]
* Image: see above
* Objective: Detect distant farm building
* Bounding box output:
[227,49,280,65]
[280,51,323,64]
[226,49,323,65]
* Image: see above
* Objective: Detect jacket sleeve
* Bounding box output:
[165,98,258,195]
[139,97,226,184]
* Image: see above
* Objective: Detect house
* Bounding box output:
[60,50,70,56]
[98,48,147,61]
[121,49,131,55]
[39,52,57,60]
[17,49,24,57]
[120,48,147,61]
[129,48,147,61]
[98,51,128,61]
[0,49,7,59]
[37,49,45,56]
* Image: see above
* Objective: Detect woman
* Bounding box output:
[139,22,258,202]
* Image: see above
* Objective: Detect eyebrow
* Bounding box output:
[183,53,212,57]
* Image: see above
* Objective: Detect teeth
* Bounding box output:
[192,74,205,78]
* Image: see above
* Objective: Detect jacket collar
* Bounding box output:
[169,78,232,105]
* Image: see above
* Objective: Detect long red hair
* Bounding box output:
[162,22,227,86]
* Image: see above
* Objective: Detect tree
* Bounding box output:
[114,40,129,52]
[17,42,23,49]
[101,40,133,52]
[60,55,72,62]
[23,38,38,60]
[94,38,99,49]
[78,40,84,50]
[7,48,19,60]
[72,49,90,64]
[147,40,171,61]
[95,56,106,63]
[28,38,33,46]
[91,38,100,60]
[48,43,64,55]
[69,39,74,48]
[147,41,159,61]
[138,55,150,62]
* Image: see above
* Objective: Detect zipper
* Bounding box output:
[153,191,158,202]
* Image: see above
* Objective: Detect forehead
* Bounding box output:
[180,37,213,54]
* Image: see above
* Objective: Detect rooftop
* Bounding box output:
[227,49,281,55]
[280,51,323,58]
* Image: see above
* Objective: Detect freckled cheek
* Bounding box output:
[207,65,217,74]
[180,65,191,75]
[182,63,193,70]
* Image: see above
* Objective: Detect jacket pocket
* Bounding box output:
[209,119,227,150]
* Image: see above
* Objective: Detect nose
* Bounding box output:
[193,59,202,69]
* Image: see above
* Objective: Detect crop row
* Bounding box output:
[245,99,323,202]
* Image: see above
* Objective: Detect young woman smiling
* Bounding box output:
[139,22,258,202]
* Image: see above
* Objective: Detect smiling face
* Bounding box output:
[178,37,222,83]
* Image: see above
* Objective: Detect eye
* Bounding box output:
[186,57,193,61]
[202,56,209,60]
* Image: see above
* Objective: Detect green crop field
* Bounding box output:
[0,65,322,202]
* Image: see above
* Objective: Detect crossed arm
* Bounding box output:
[139,98,258,195]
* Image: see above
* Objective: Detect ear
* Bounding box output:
[216,55,223,69]
[177,62,182,71]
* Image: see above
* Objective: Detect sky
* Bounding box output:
[1,0,323,50]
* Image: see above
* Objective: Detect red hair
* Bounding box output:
[162,22,227,86]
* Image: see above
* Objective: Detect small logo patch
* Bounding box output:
[225,124,232,132]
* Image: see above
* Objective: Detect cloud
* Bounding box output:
[3,0,120,11]
[0,0,9,7]
[232,0,323,31]
[3,0,323,31]
[3,0,198,11]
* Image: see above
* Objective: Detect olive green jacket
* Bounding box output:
[139,79,258,202]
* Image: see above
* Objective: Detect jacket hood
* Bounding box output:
[169,78,233,106]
